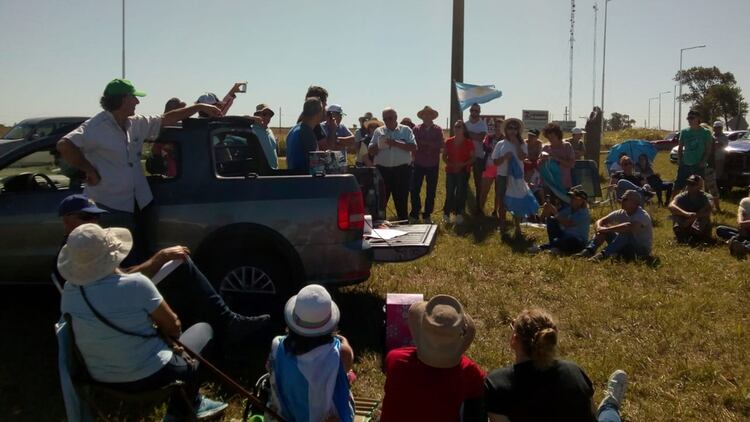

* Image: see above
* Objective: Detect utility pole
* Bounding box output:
[648,97,658,128]
[658,90,670,130]
[450,0,464,135]
[600,0,612,134]
[592,2,598,109]
[121,0,126,78]
[677,44,706,131]
[672,84,677,131]
[568,0,576,120]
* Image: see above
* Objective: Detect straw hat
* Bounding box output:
[416,106,439,121]
[284,284,340,337]
[365,119,385,131]
[501,117,525,134]
[407,295,476,368]
[57,223,133,286]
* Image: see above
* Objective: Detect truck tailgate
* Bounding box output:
[367,224,438,262]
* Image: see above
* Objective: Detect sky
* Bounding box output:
[2,0,749,130]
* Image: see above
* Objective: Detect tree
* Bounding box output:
[604,112,636,131]
[674,66,748,125]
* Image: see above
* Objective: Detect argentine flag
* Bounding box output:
[455,81,503,111]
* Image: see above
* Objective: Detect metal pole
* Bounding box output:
[592,2,598,109]
[450,0,464,136]
[677,45,706,131]
[121,0,125,78]
[568,0,575,119]
[673,84,677,131]
[658,90,670,130]
[600,0,611,134]
[648,97,658,129]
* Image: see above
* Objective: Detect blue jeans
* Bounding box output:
[597,403,622,422]
[444,172,469,215]
[674,164,705,191]
[716,225,749,241]
[586,232,649,259]
[410,165,439,218]
[542,216,585,254]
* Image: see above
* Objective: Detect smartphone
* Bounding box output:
[237,82,247,93]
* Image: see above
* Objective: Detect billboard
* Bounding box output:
[522,110,549,131]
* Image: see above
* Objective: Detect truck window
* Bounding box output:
[0,147,82,193]
[143,140,179,179]
[211,129,267,177]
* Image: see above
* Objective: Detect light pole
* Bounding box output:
[677,45,706,130]
[592,2,598,109]
[648,97,658,129]
[672,84,678,131]
[600,0,612,134]
[450,0,464,136]
[121,0,125,78]
[658,90,670,130]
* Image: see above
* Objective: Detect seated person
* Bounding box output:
[380,295,485,422]
[59,224,227,420]
[575,190,653,261]
[635,153,672,206]
[485,308,629,422]
[716,196,750,257]
[610,155,653,202]
[530,187,590,255]
[55,194,269,346]
[668,175,713,244]
[267,284,354,422]
[608,152,627,174]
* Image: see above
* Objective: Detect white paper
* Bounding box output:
[151,259,183,285]
[366,228,408,240]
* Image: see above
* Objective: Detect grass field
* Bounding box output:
[1,134,748,421]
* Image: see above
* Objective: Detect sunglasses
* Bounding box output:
[469,109,480,113]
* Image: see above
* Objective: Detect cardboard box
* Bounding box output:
[385,293,423,352]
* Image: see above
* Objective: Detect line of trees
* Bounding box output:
[675,66,748,127]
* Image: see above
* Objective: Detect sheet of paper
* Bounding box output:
[151,259,183,285]
[366,228,408,240]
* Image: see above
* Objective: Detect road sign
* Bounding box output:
[522,110,549,131]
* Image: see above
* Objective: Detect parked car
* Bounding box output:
[669,131,750,189]
[0,117,88,157]
[650,131,679,151]
[0,117,437,311]
[726,130,748,141]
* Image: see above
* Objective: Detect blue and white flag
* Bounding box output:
[454,81,503,111]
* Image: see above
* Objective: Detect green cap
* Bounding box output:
[103,78,146,97]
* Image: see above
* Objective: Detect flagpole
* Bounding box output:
[450,0,464,135]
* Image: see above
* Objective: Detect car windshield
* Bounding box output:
[2,123,34,140]
[741,131,750,141]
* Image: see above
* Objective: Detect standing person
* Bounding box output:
[252,104,279,169]
[485,308,629,422]
[267,284,354,422]
[673,110,713,196]
[163,97,186,113]
[286,98,325,173]
[356,118,382,167]
[410,106,444,223]
[302,85,338,150]
[479,120,504,218]
[575,190,653,261]
[541,123,576,190]
[380,295,485,422]
[529,187,591,255]
[370,108,417,221]
[716,195,750,258]
[354,112,374,146]
[465,103,489,212]
[706,120,729,212]
[524,129,545,206]
[442,121,475,225]
[668,175,714,244]
[584,106,603,164]
[492,118,529,236]
[195,82,246,116]
[567,128,586,159]
[56,78,221,264]
[320,104,356,156]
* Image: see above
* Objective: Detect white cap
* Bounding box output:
[196,92,220,105]
[713,120,724,128]
[326,104,346,115]
[572,127,586,135]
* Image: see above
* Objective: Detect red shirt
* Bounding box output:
[380,346,486,422]
[444,136,474,173]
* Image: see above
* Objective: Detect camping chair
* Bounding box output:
[59,314,195,421]
[242,373,381,422]
[570,160,608,207]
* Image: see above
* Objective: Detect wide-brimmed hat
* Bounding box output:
[408,295,476,368]
[254,103,275,117]
[501,118,525,134]
[365,119,384,131]
[57,224,132,286]
[284,284,340,337]
[416,106,439,121]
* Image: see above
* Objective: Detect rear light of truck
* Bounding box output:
[338,191,365,230]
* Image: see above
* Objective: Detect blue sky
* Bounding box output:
[2,0,749,130]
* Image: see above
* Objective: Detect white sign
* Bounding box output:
[522,110,549,131]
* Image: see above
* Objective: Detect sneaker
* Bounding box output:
[527,245,541,254]
[588,253,607,262]
[196,396,228,419]
[454,214,464,225]
[442,214,450,224]
[598,370,628,412]
[573,248,594,258]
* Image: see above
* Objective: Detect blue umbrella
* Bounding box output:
[605,139,657,168]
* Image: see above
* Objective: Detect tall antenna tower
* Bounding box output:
[568,0,576,121]
[592,2,598,109]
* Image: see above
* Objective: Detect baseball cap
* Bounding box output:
[713,120,724,128]
[58,194,108,217]
[103,79,146,97]
[196,93,220,105]
[686,174,703,185]
[620,189,642,205]
[568,186,588,201]
[571,127,586,135]
[528,129,540,136]
[326,104,346,115]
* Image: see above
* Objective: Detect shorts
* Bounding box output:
[704,167,720,197]
[674,164,705,191]
[495,175,508,197]
[482,164,497,179]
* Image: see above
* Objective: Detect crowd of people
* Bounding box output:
[50,77,750,420]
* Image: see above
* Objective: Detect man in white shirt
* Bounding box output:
[369,107,417,221]
[57,78,221,263]
[465,103,488,212]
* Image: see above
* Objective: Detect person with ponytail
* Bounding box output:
[485,309,629,422]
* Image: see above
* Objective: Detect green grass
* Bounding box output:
[1,144,748,421]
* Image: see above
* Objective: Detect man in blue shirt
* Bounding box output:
[286,98,324,172]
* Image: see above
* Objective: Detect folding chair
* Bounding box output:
[60,314,195,421]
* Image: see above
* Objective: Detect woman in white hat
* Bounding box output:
[266,284,354,422]
[59,223,227,420]
[380,295,485,421]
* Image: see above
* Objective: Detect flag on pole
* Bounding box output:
[454,81,503,111]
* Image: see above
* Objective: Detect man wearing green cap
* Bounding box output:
[57,78,221,262]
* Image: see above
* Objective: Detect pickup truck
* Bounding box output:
[0,117,437,312]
